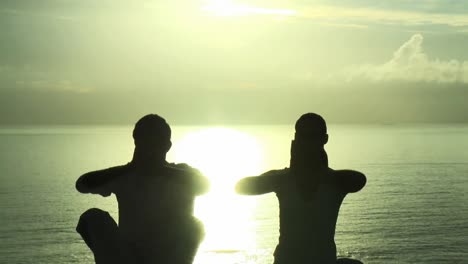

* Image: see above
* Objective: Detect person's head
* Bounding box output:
[294,113,328,147]
[290,113,329,173]
[132,114,172,161]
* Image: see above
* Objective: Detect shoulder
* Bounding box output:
[80,163,132,178]
[329,169,366,193]
[165,163,203,176]
[165,163,210,194]
[332,169,365,178]
[168,162,194,170]
[260,168,289,177]
[103,163,134,177]
[167,162,198,171]
[107,163,134,174]
[76,163,132,195]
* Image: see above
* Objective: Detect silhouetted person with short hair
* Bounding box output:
[235,113,366,264]
[76,114,210,264]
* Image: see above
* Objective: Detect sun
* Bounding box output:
[173,127,263,191]
[201,0,296,17]
[201,0,249,16]
[172,127,264,252]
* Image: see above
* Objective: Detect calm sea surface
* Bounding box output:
[0,124,467,264]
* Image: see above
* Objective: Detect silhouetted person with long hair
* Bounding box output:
[235,113,366,264]
[76,114,210,264]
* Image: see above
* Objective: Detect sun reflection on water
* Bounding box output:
[173,127,264,254]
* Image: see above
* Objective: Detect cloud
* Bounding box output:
[298,5,468,29]
[346,34,468,84]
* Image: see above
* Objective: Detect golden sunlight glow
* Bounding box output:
[201,0,296,17]
[173,127,264,252]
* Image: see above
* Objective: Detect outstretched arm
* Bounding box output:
[332,170,367,193]
[235,170,284,195]
[76,165,128,196]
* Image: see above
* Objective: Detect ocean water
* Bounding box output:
[0,124,467,264]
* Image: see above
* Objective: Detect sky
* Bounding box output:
[1,0,468,125]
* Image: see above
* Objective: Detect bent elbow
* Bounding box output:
[76,179,90,193]
[200,180,211,195]
[361,173,367,187]
[76,174,91,193]
[234,179,250,194]
[234,181,245,194]
[235,180,256,195]
[352,172,367,193]
[76,181,88,193]
[194,178,211,196]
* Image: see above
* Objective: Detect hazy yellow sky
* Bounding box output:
[1,0,468,124]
